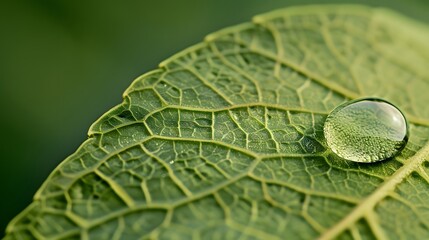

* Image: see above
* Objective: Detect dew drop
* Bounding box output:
[323,98,409,163]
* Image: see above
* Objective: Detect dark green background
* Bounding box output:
[1,0,428,235]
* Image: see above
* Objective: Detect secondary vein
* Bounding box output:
[318,141,429,240]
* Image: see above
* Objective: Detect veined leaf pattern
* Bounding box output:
[5,5,429,240]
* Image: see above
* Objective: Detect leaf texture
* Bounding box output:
[5,5,429,240]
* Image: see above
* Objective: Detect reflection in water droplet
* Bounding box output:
[169,160,175,164]
[324,98,409,163]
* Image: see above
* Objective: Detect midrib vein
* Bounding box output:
[319,141,429,240]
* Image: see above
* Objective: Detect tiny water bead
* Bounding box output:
[323,98,409,163]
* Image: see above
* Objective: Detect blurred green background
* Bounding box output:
[1,0,428,235]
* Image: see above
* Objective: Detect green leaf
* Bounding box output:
[5,5,429,239]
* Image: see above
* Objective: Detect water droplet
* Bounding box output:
[324,98,408,163]
[169,160,175,164]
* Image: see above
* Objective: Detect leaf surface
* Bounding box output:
[5,5,429,240]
